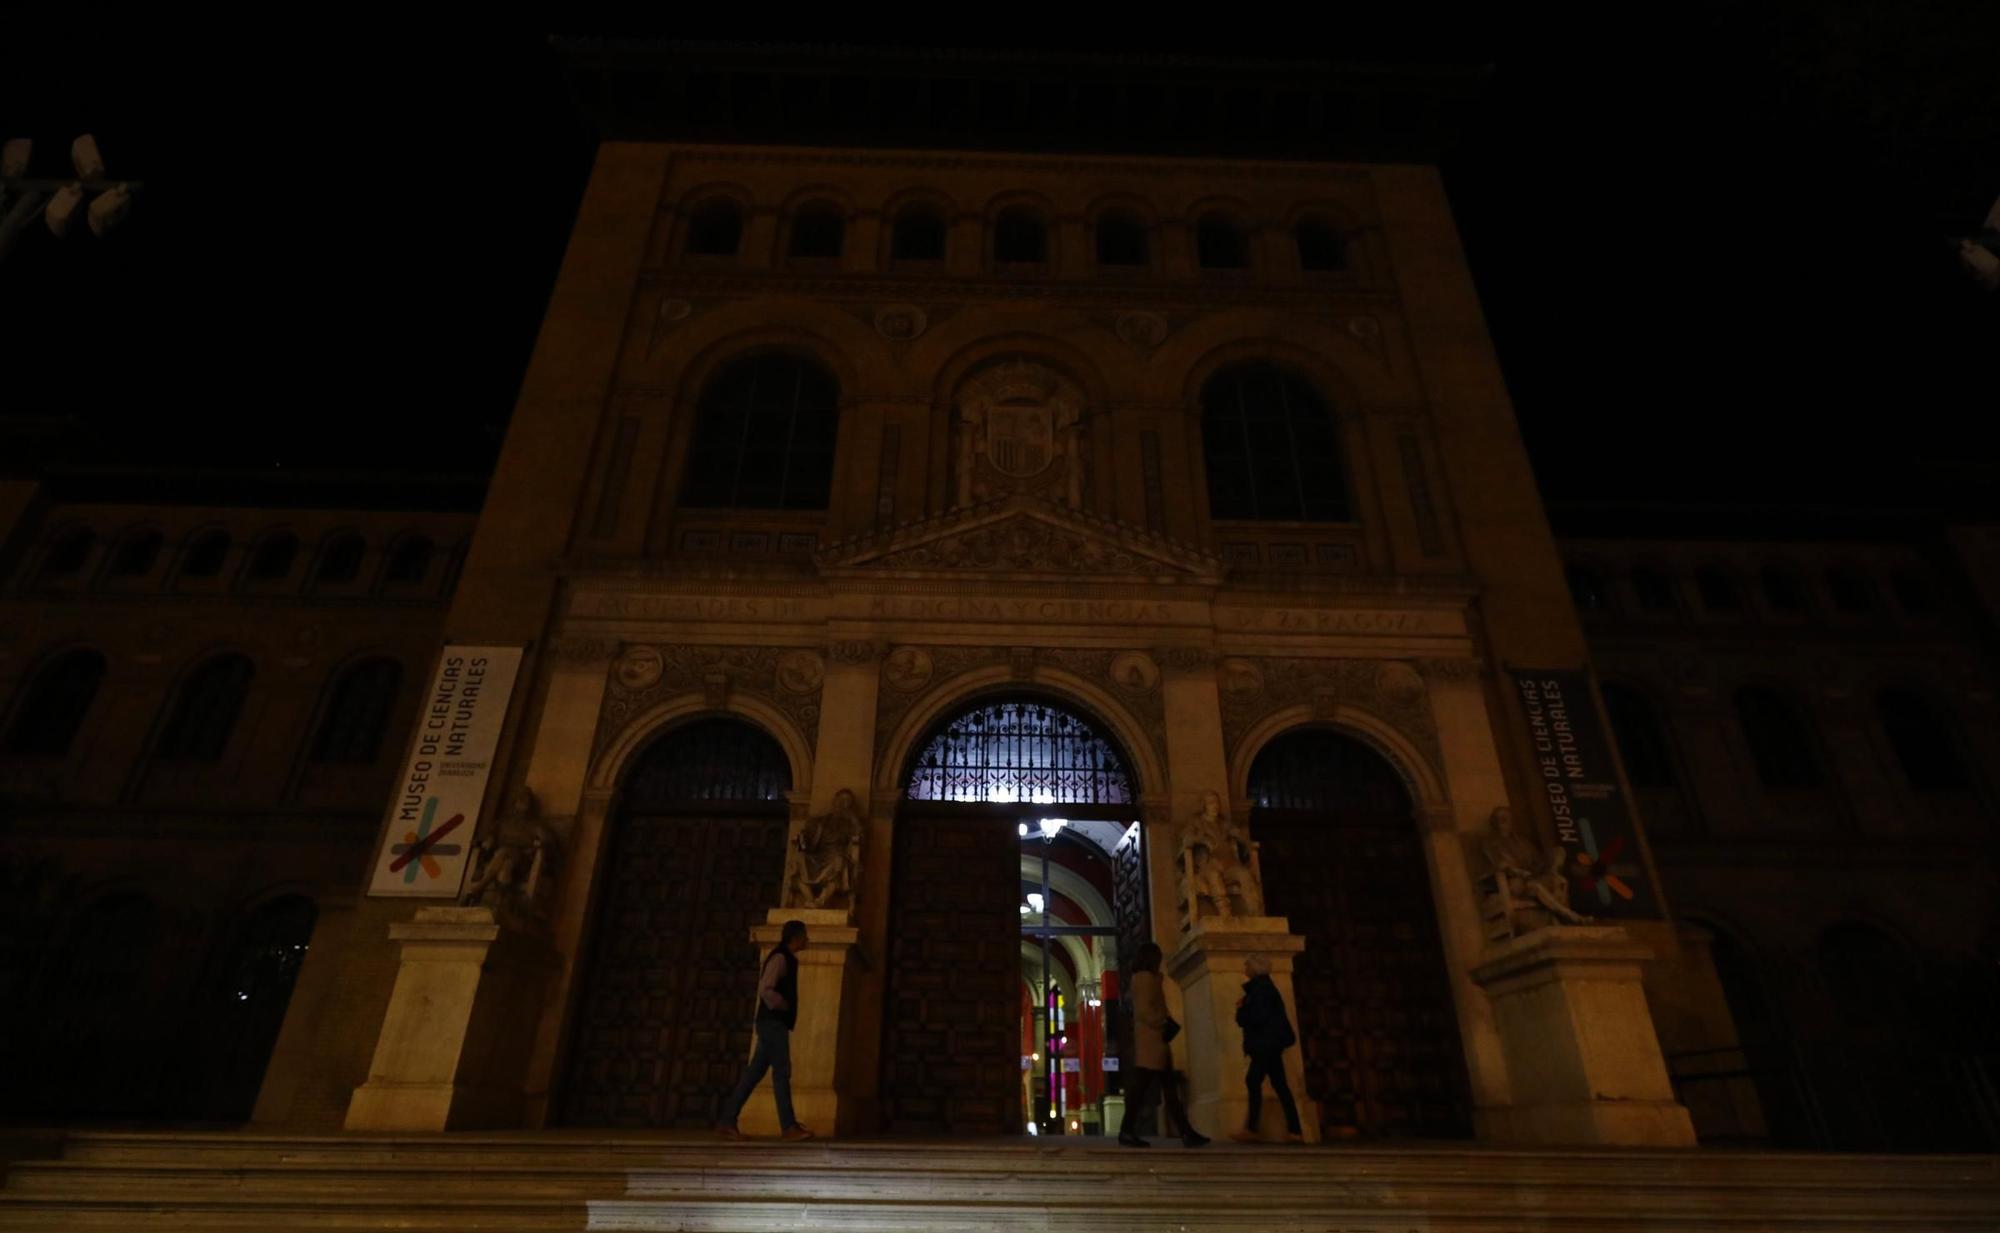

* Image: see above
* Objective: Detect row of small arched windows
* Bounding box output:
[683,193,1351,275]
[1568,559,1940,622]
[1601,680,1972,796]
[680,353,1351,522]
[25,526,441,593]
[1,649,404,767]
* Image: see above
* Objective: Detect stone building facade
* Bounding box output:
[4,138,1994,1154]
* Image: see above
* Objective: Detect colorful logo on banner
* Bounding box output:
[1509,669,1659,919]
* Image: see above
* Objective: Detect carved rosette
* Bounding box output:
[595,644,824,758]
[1217,656,1444,773]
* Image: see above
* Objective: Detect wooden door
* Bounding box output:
[1257,811,1472,1138]
[880,812,1023,1134]
[559,810,786,1128]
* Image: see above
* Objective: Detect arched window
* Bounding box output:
[246,533,298,581]
[180,529,231,579]
[684,197,742,256]
[310,658,403,764]
[1696,565,1744,612]
[1294,217,1348,271]
[1889,570,1938,615]
[1761,563,1807,613]
[186,895,316,1120]
[1631,565,1677,612]
[1094,211,1148,266]
[106,529,163,578]
[622,716,793,806]
[3,648,106,757]
[993,205,1047,264]
[1875,688,1968,790]
[1825,566,1876,615]
[1200,363,1348,522]
[680,354,840,510]
[1734,685,1821,789]
[788,201,844,259]
[383,535,433,585]
[314,532,366,584]
[1196,212,1251,269]
[906,698,1132,805]
[156,654,255,762]
[37,527,94,582]
[1567,564,1608,612]
[1601,682,1676,789]
[890,203,946,261]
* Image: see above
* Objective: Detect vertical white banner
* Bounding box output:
[367,645,524,898]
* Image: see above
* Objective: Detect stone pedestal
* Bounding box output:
[345,907,557,1131]
[1166,917,1321,1143]
[738,908,860,1136]
[1470,925,1698,1147]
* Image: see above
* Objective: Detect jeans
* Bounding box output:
[1120,1067,1198,1142]
[720,1017,794,1129]
[1245,1050,1302,1134]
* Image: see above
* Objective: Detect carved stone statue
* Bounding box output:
[459,786,562,930]
[1479,806,1592,934]
[1179,790,1264,926]
[784,787,864,910]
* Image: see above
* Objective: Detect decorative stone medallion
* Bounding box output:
[615,645,665,691]
[776,649,826,695]
[1114,311,1169,350]
[884,646,935,693]
[1109,651,1161,694]
[1218,656,1266,700]
[874,303,928,341]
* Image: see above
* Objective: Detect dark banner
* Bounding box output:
[1508,669,1659,919]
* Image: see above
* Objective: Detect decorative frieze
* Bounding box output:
[596,644,825,758]
[1217,655,1443,772]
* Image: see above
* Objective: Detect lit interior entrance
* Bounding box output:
[884,696,1147,1136]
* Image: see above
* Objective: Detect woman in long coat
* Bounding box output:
[1117,942,1210,1148]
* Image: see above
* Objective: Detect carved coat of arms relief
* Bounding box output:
[956,361,1085,508]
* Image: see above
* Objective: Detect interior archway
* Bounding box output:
[1249,726,1472,1139]
[558,716,791,1128]
[883,694,1142,1137]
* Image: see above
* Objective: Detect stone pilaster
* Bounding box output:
[1469,925,1697,1147]
[738,908,860,1136]
[1166,918,1321,1143]
[345,907,558,1131]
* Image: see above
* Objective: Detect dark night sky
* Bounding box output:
[3,13,1995,523]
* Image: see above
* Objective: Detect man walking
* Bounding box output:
[717,919,815,1141]
[1229,953,1303,1143]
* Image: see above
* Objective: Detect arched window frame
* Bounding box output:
[241,531,299,586]
[1292,213,1351,274]
[1197,360,1353,524]
[1732,683,1824,791]
[1758,560,1811,617]
[1567,562,1611,614]
[783,195,848,263]
[34,525,97,586]
[1193,206,1254,272]
[1873,686,1971,792]
[175,527,233,585]
[883,192,952,265]
[1628,562,1679,614]
[380,533,435,588]
[1695,562,1746,615]
[1,646,107,758]
[104,526,165,581]
[1088,198,1154,271]
[904,695,1134,806]
[680,190,747,260]
[622,715,794,808]
[676,350,843,512]
[311,530,368,588]
[154,652,256,763]
[307,656,404,765]
[989,198,1054,269]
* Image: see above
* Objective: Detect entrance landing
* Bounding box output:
[2,1130,1996,1230]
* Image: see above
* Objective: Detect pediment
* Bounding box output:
[815,495,1225,583]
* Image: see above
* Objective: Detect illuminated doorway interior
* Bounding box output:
[885,696,1150,1135]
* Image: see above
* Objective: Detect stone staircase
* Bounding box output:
[1,1131,1996,1232]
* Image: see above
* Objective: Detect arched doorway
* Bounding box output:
[1248,728,1472,1138]
[884,695,1144,1135]
[180,894,317,1121]
[558,717,792,1128]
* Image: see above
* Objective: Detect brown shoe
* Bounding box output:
[781,1123,816,1141]
[1229,1130,1262,1144]
[716,1124,744,1142]
[1285,1132,1305,1144]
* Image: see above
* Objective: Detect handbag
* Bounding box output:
[1161,1015,1181,1044]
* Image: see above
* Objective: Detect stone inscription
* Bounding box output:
[1220,607,1441,635]
[861,596,1181,623]
[570,594,812,622]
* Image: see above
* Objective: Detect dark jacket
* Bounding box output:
[756,947,800,1031]
[1235,973,1297,1056]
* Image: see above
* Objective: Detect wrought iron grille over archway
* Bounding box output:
[905,699,1132,805]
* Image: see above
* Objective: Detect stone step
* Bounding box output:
[4,1133,1995,1233]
